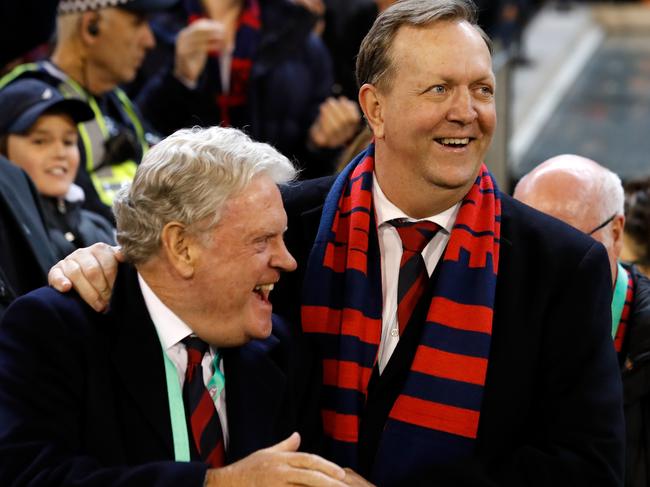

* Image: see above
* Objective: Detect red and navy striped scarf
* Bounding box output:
[185,0,261,127]
[615,269,635,355]
[301,144,501,481]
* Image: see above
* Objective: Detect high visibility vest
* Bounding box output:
[0,62,149,206]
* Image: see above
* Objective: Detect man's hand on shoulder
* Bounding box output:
[47,243,124,312]
[204,433,348,487]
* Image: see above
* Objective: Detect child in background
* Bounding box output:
[0,79,115,258]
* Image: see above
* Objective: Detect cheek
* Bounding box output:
[9,148,43,176]
[478,106,497,134]
[410,104,448,133]
[67,148,80,171]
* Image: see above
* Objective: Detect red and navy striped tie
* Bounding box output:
[182,336,225,467]
[391,220,439,335]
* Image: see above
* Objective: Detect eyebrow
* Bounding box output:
[29,129,77,136]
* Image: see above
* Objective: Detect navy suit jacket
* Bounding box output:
[273,176,625,486]
[0,264,312,486]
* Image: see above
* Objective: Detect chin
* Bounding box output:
[119,68,138,85]
[431,164,482,189]
[428,173,475,191]
[41,188,69,199]
[249,317,273,340]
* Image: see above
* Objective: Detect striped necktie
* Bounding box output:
[391,220,439,335]
[182,336,225,467]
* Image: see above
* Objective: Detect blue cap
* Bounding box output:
[0,79,94,135]
[58,0,177,14]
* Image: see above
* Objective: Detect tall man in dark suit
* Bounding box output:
[0,126,349,486]
[48,1,625,485]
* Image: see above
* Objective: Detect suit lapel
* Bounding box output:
[109,265,174,456]
[223,333,287,462]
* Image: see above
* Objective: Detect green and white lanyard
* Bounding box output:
[160,342,225,462]
[611,262,628,339]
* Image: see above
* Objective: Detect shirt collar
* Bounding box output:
[372,172,459,234]
[138,273,193,352]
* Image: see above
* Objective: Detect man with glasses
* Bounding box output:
[0,0,175,221]
[515,153,650,487]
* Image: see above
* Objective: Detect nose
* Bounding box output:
[141,22,156,49]
[53,140,68,159]
[272,239,298,273]
[446,87,478,125]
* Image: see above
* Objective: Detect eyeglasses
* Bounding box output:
[587,214,617,235]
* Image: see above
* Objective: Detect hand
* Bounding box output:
[204,432,347,487]
[174,19,226,85]
[343,468,375,486]
[47,243,124,312]
[309,97,362,149]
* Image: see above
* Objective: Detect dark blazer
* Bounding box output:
[0,264,311,487]
[274,176,625,486]
[0,156,57,318]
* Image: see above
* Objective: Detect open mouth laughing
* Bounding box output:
[253,283,274,303]
[434,137,473,149]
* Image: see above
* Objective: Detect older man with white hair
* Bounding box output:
[0,126,349,487]
[515,154,650,487]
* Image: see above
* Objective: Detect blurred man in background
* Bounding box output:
[515,154,650,487]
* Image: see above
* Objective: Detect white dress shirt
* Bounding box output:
[138,274,229,448]
[372,173,460,374]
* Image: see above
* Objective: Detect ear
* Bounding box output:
[79,12,101,45]
[358,83,385,139]
[160,221,198,279]
[612,214,625,259]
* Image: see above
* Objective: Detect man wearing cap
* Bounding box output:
[0,0,175,222]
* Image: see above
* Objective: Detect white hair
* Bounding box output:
[113,126,296,263]
[598,167,625,221]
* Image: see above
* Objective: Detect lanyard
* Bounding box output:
[611,262,628,339]
[161,347,191,461]
[159,343,224,462]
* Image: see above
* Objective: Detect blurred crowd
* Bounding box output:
[2,0,650,344]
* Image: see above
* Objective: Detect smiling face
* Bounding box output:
[188,173,297,346]
[364,20,496,216]
[6,113,80,198]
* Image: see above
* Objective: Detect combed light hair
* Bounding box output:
[113,126,297,264]
[598,166,625,220]
[356,0,492,92]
